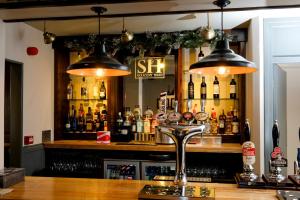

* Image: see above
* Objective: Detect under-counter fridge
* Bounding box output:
[141,161,176,180]
[103,159,140,180]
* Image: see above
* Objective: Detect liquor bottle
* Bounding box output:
[232,109,239,134]
[200,76,207,99]
[102,104,108,131]
[120,115,131,141]
[219,109,226,134]
[65,112,71,132]
[67,79,73,100]
[143,116,151,134]
[241,119,251,144]
[133,105,141,118]
[116,112,123,134]
[95,113,101,131]
[78,104,85,132]
[94,105,101,131]
[85,107,93,132]
[81,77,88,99]
[188,74,194,99]
[210,108,218,134]
[213,76,220,99]
[225,107,233,134]
[100,80,106,100]
[131,116,137,134]
[136,115,144,134]
[93,79,99,99]
[230,78,237,99]
[71,108,77,132]
[144,106,154,119]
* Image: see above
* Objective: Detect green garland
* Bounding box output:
[64,28,228,56]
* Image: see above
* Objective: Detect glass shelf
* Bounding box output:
[66,98,107,101]
[64,131,97,134]
[183,98,239,101]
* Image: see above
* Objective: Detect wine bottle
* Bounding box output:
[200,76,207,99]
[100,80,106,100]
[213,76,220,99]
[232,109,239,134]
[218,110,226,134]
[81,77,88,99]
[67,79,73,100]
[230,78,237,99]
[188,74,194,99]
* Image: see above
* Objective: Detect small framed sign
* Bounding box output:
[135,57,165,79]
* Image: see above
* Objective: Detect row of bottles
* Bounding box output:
[205,107,240,135]
[113,105,157,142]
[188,75,237,100]
[65,103,108,132]
[67,77,106,100]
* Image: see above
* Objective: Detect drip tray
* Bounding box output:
[138,185,215,200]
[153,176,211,183]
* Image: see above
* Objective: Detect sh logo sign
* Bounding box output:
[135,57,165,79]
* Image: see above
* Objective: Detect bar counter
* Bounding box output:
[0,176,276,200]
[43,140,242,153]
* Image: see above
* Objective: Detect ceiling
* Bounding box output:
[1,0,300,36]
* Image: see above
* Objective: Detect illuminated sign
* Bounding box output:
[135,57,165,79]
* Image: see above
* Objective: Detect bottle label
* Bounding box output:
[65,123,71,129]
[137,122,143,133]
[213,85,219,95]
[121,129,128,135]
[100,91,105,97]
[86,123,93,131]
[230,85,236,94]
[201,87,206,95]
[188,86,194,98]
[219,120,225,128]
[232,122,239,133]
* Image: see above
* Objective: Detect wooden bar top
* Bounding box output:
[0,176,276,200]
[43,140,242,153]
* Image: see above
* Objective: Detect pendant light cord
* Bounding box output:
[221,6,224,40]
[98,12,101,39]
[43,20,46,33]
[122,17,125,31]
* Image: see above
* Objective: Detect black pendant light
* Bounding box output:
[189,0,256,75]
[66,7,131,77]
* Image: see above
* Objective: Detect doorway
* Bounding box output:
[4,59,23,168]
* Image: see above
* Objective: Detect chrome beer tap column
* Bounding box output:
[161,125,205,186]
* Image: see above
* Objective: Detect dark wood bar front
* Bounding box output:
[0,176,276,200]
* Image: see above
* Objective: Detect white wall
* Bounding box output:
[246,17,265,174]
[5,23,54,145]
[0,20,5,169]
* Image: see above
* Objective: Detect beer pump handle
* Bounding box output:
[272,120,279,150]
[244,119,251,142]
